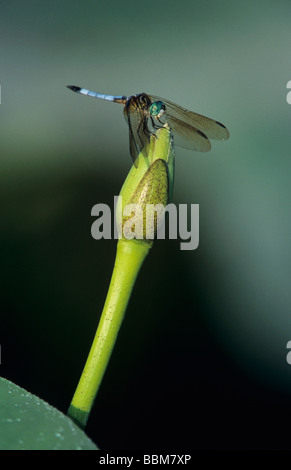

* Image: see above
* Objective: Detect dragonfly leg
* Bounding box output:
[148,115,165,140]
[136,117,150,150]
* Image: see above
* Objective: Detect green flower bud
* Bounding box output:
[116,125,175,247]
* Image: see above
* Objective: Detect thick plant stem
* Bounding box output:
[67,126,173,429]
[67,239,150,428]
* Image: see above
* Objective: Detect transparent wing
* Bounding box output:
[123,103,150,166]
[149,94,230,142]
[164,115,211,152]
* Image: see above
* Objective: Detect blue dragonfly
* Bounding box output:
[67,85,229,166]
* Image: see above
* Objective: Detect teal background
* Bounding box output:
[1,0,291,449]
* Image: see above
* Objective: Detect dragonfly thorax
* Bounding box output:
[135,93,151,108]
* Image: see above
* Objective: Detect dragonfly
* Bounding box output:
[67,85,230,167]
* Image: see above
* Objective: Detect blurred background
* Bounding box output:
[1,0,291,450]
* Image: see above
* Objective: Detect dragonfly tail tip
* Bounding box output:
[67,85,81,93]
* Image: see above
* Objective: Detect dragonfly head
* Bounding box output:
[149,101,166,119]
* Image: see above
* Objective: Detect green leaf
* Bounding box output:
[0,377,98,450]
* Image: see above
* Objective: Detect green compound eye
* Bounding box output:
[150,101,164,117]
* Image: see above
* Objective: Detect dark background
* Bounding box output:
[1,0,291,449]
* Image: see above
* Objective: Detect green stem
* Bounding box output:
[67,239,150,428]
